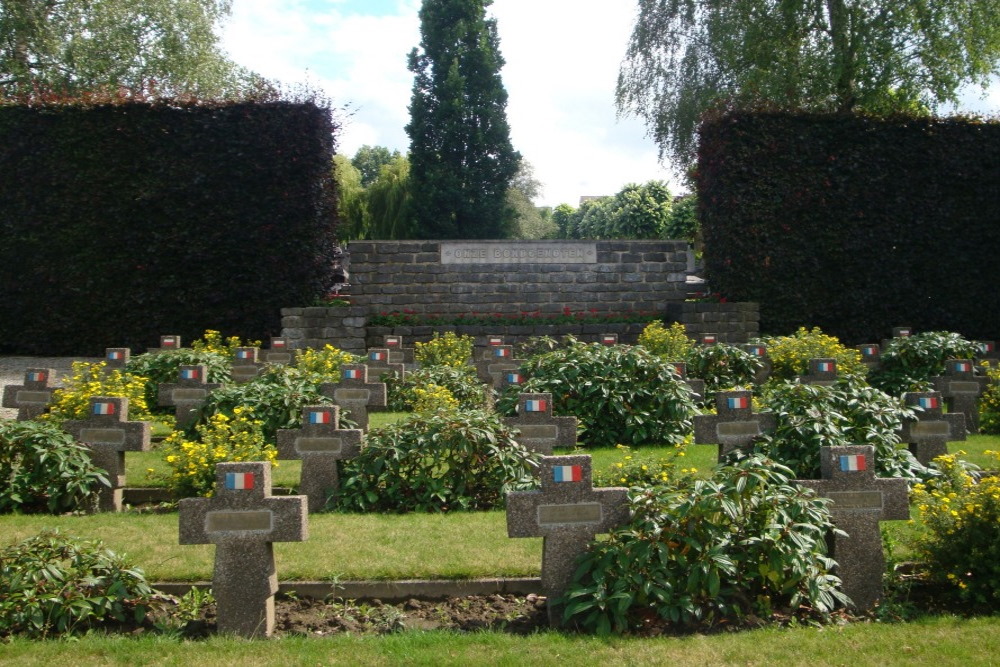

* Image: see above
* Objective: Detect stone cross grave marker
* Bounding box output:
[699,333,719,345]
[500,368,528,391]
[62,397,151,512]
[157,335,182,352]
[799,358,839,386]
[881,326,913,349]
[2,368,57,420]
[366,348,406,379]
[742,343,772,384]
[475,335,506,363]
[671,361,705,402]
[599,333,618,346]
[975,340,998,362]
[262,337,294,365]
[503,393,578,454]
[932,359,988,434]
[507,455,629,626]
[276,405,362,512]
[179,461,308,638]
[796,445,909,611]
[104,348,130,372]
[856,344,881,372]
[477,345,523,388]
[899,391,966,465]
[158,365,222,428]
[231,347,264,383]
[694,389,776,461]
[383,335,415,364]
[320,364,387,431]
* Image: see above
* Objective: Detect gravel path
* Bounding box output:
[0,356,101,419]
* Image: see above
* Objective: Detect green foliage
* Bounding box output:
[42,361,153,422]
[607,181,673,239]
[869,331,983,395]
[752,378,924,480]
[979,362,1000,435]
[665,194,699,242]
[698,112,1000,343]
[912,451,1000,611]
[758,327,865,382]
[335,410,538,513]
[498,338,697,447]
[619,1,1000,166]
[351,145,402,188]
[685,343,763,399]
[293,345,361,380]
[592,444,695,488]
[406,0,520,239]
[562,455,845,633]
[364,154,413,240]
[386,365,486,412]
[333,154,368,240]
[413,331,474,367]
[0,531,158,638]
[0,420,107,514]
[126,337,237,408]
[638,320,694,360]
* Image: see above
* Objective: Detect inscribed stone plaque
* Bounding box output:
[334,389,370,401]
[79,428,126,445]
[827,491,884,510]
[949,381,982,394]
[15,391,51,404]
[206,510,274,533]
[172,388,209,402]
[537,503,603,525]
[910,421,952,437]
[518,425,559,439]
[295,436,344,454]
[441,242,597,265]
[717,422,761,439]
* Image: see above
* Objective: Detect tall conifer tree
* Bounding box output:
[406,0,520,239]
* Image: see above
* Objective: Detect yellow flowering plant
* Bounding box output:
[157,408,277,498]
[294,344,360,380]
[637,320,693,360]
[912,451,1000,608]
[757,326,865,382]
[190,329,260,356]
[43,361,153,422]
[414,331,473,368]
[978,361,1000,435]
[592,442,696,489]
[410,383,460,415]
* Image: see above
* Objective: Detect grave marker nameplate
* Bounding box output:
[503,393,578,454]
[693,389,776,461]
[231,347,263,383]
[2,367,57,420]
[932,359,988,434]
[158,365,222,428]
[320,364,387,431]
[276,405,362,512]
[62,397,151,512]
[507,455,628,625]
[179,461,307,638]
[796,445,909,611]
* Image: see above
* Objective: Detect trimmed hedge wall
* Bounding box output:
[0,101,339,355]
[697,111,1000,343]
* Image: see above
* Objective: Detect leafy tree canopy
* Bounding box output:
[351,145,401,188]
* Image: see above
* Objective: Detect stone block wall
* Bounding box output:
[665,302,761,343]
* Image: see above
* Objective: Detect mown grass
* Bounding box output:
[2,615,999,665]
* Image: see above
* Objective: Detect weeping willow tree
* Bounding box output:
[365,155,412,240]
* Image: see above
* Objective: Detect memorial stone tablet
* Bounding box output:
[899,391,966,465]
[932,359,988,433]
[2,367,57,420]
[320,364,386,431]
[503,393,578,455]
[694,389,776,461]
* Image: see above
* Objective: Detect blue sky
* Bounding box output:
[220,0,1000,208]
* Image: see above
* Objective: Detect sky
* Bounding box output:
[219,0,1000,208]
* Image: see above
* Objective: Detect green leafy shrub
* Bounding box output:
[869,331,982,395]
[638,320,693,359]
[562,455,845,633]
[979,362,1000,435]
[42,361,153,422]
[0,531,159,638]
[414,331,474,367]
[0,420,108,513]
[385,365,487,412]
[912,451,1000,610]
[514,335,561,360]
[410,383,459,415]
[752,378,923,480]
[497,338,696,447]
[126,349,232,409]
[685,343,763,399]
[294,344,361,379]
[159,408,278,498]
[335,410,538,513]
[592,443,695,488]
[758,327,865,382]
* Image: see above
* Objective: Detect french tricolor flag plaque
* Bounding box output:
[918,396,939,409]
[860,345,878,357]
[727,396,749,410]
[225,472,254,490]
[370,351,385,361]
[107,350,124,360]
[489,337,502,346]
[953,360,972,373]
[308,410,332,425]
[386,337,400,347]
[525,399,547,412]
[817,361,834,372]
[553,465,583,483]
[343,369,360,380]
[272,339,287,349]
[506,373,523,384]
[162,337,178,348]
[93,401,115,415]
[237,349,253,360]
[180,368,200,380]
[748,345,765,357]
[27,371,46,382]
[495,348,511,358]
[839,454,867,472]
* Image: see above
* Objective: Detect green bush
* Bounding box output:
[685,343,763,399]
[752,378,924,480]
[979,362,1000,435]
[868,331,982,395]
[413,331,474,367]
[497,338,696,447]
[335,410,538,513]
[126,348,232,409]
[0,420,107,513]
[0,531,159,638]
[638,320,694,360]
[757,327,865,383]
[42,361,154,422]
[385,365,487,412]
[562,455,845,633]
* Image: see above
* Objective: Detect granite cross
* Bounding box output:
[62,397,151,512]
[799,358,839,386]
[855,344,881,372]
[699,333,719,345]
[320,364,387,431]
[503,393,578,454]
[179,461,308,638]
[104,348,131,372]
[276,405,362,512]
[158,365,222,428]
[477,345,523,388]
[383,335,415,364]
[932,359,988,434]
[881,326,913,349]
[899,391,966,465]
[507,455,629,626]
[262,337,294,365]
[742,343,772,384]
[500,368,528,391]
[231,347,263,383]
[693,389,776,461]
[796,445,909,611]
[2,368,57,420]
[157,335,182,352]
[599,333,618,346]
[365,348,406,379]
